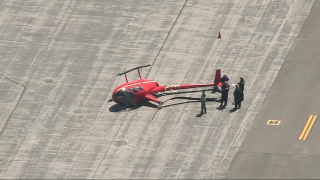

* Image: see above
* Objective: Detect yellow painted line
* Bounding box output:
[303,115,317,140]
[267,120,281,125]
[299,115,313,140]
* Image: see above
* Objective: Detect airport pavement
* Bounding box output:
[0,0,315,179]
[226,0,320,179]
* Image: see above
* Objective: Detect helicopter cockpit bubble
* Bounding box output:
[113,88,136,107]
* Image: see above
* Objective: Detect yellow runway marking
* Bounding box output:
[299,115,317,140]
[299,115,313,140]
[267,120,281,125]
[303,115,317,140]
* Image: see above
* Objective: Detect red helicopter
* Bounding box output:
[108,64,222,107]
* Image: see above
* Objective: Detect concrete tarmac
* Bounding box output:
[0,0,315,179]
[226,0,320,179]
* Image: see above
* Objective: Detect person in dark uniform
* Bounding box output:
[220,81,230,106]
[220,74,229,83]
[200,91,206,114]
[238,77,245,102]
[233,84,241,109]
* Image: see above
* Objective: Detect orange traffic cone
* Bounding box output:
[218,31,222,39]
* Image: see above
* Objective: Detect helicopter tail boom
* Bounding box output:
[152,83,216,93]
[151,69,221,93]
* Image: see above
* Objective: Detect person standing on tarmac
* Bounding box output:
[233,84,241,109]
[238,77,245,103]
[220,74,229,83]
[201,91,207,114]
[220,81,230,106]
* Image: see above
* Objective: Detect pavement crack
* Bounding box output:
[113,140,127,147]
[0,74,26,138]
[112,141,152,151]
[125,144,151,151]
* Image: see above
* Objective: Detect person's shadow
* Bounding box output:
[229,107,238,113]
[159,97,219,110]
[196,113,203,117]
[216,104,225,110]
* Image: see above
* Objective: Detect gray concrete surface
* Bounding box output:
[0,0,314,179]
[226,0,320,179]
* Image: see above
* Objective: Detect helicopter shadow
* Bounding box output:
[160,97,220,118]
[109,88,221,113]
[158,97,220,109]
[109,101,158,113]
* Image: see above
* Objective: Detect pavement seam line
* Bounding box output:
[237,151,320,157]
[145,0,188,78]
[214,0,274,178]
[223,0,316,178]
